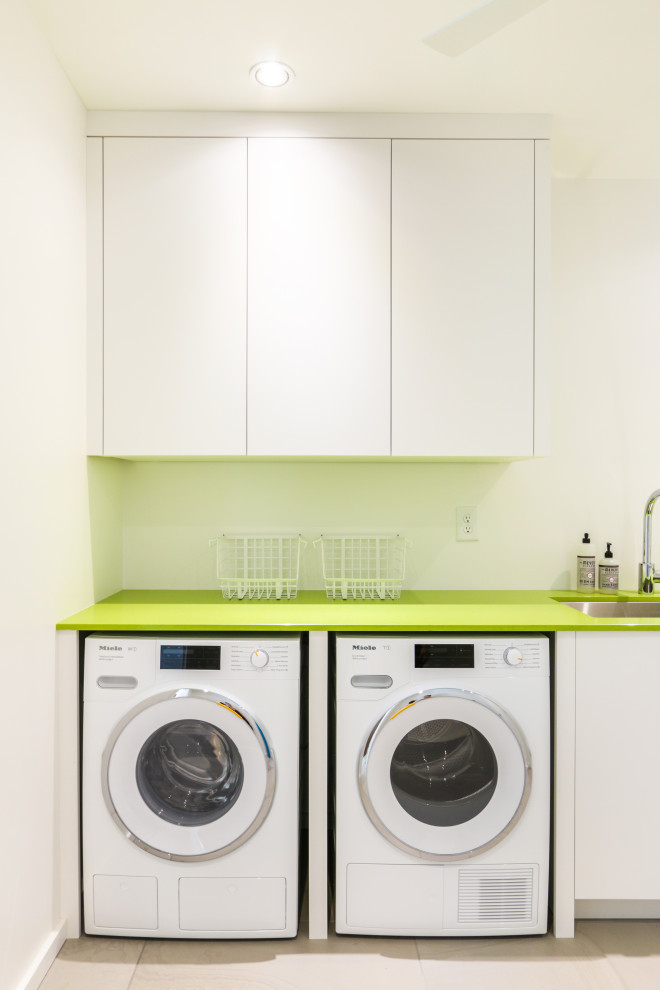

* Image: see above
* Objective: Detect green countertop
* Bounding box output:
[56,589,660,632]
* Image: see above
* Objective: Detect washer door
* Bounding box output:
[358,688,531,861]
[103,688,275,861]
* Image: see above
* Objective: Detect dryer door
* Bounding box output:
[103,688,274,861]
[359,688,531,860]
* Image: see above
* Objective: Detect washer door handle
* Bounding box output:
[97,676,138,690]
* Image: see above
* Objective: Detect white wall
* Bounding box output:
[118,178,660,595]
[0,3,119,988]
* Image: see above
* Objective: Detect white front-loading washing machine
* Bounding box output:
[335,634,550,937]
[83,633,300,938]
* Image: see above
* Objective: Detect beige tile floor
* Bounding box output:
[39,919,660,990]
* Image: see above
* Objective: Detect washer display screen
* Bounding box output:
[160,645,221,670]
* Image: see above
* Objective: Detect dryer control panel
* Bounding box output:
[336,634,549,700]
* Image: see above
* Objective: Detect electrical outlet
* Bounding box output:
[456,505,479,541]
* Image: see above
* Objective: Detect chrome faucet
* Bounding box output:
[639,489,660,593]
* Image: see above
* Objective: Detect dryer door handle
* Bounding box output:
[351,675,393,689]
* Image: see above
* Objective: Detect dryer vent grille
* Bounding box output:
[458,867,535,924]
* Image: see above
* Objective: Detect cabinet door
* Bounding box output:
[391,140,535,457]
[247,139,391,456]
[103,138,247,456]
[575,632,660,900]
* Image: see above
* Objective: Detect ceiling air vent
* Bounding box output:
[458,866,536,924]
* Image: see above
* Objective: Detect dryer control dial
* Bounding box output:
[250,649,270,669]
[503,647,524,666]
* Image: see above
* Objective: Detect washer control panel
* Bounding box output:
[229,644,292,673]
[83,634,300,700]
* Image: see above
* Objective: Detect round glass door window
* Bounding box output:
[390,718,498,827]
[359,688,531,861]
[136,719,244,827]
[103,689,275,861]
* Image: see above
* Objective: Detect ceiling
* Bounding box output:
[26,0,660,178]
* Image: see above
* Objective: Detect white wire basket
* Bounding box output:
[209,534,306,600]
[314,534,411,600]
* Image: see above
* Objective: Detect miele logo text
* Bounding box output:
[353,645,376,651]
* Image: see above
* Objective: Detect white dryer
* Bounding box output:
[82,633,300,938]
[335,634,550,936]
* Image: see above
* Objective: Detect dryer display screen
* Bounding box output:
[160,645,221,670]
[414,644,474,668]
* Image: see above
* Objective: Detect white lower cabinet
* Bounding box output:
[575,631,660,907]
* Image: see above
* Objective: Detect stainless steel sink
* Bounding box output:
[561,600,660,617]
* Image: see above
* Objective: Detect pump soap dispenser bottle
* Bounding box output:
[598,543,619,594]
[577,533,596,593]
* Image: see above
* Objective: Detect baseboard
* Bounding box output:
[576,899,660,919]
[14,922,67,990]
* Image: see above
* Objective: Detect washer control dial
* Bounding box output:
[503,647,523,666]
[250,649,270,669]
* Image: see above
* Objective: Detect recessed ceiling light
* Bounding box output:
[250,62,294,88]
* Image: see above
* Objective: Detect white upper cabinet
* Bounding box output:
[247,139,391,456]
[102,138,247,456]
[391,140,537,458]
[90,117,549,460]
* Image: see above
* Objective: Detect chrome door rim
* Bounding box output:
[102,687,275,862]
[358,687,532,862]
